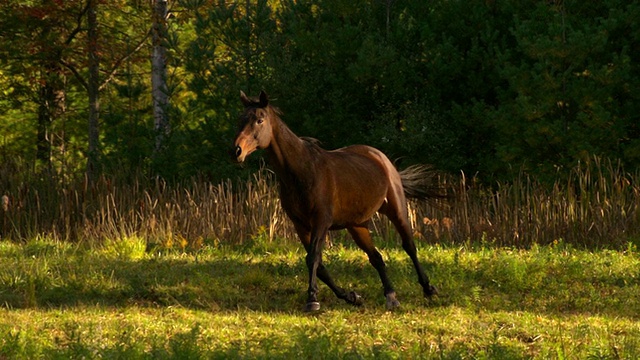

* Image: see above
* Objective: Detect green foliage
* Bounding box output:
[175,0,278,179]
[487,0,640,180]
[1,0,639,183]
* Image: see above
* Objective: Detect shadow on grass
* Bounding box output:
[1,242,639,319]
[0,256,301,313]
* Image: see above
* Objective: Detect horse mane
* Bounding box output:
[301,136,322,147]
[264,105,321,149]
[245,97,323,154]
[268,104,283,116]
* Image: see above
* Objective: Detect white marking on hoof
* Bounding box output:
[305,301,321,312]
[385,292,400,310]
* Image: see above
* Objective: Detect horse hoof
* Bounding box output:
[425,285,439,298]
[348,291,364,306]
[305,301,321,312]
[385,292,400,310]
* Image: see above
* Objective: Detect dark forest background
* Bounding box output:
[1,0,639,185]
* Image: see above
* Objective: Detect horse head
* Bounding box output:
[234,90,273,163]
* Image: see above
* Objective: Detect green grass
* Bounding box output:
[1,237,639,359]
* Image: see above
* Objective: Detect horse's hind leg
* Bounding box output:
[382,199,437,299]
[399,221,438,298]
[347,225,400,310]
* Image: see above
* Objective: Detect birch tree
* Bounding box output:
[61,0,148,182]
[152,0,170,160]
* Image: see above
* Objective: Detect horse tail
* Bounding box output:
[399,164,448,200]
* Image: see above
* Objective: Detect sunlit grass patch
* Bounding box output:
[101,235,148,260]
[1,306,639,359]
[0,239,639,359]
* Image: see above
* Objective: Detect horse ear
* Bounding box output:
[240,91,252,107]
[259,91,269,107]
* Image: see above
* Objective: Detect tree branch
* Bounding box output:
[98,31,150,91]
[64,0,91,46]
[59,59,88,91]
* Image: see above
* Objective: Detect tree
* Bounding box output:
[489,0,640,179]
[152,0,170,161]
[0,0,150,181]
[0,0,88,172]
[1,0,639,184]
[176,0,277,178]
[86,0,100,181]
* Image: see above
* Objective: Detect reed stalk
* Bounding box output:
[1,158,638,248]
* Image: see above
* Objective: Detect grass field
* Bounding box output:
[1,237,639,359]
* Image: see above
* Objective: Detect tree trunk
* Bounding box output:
[36,25,66,171]
[245,0,253,94]
[36,83,53,168]
[152,0,169,159]
[87,0,100,182]
[36,79,66,167]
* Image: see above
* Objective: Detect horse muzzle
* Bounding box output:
[234,136,261,163]
[234,145,247,163]
[235,145,243,161]
[234,142,255,163]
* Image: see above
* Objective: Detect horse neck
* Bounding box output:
[265,115,311,181]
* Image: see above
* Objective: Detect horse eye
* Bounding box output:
[256,118,264,125]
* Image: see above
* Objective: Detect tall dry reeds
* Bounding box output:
[0,169,296,245]
[1,158,639,248]
[412,158,640,247]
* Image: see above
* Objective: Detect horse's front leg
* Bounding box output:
[304,221,332,312]
[296,224,362,310]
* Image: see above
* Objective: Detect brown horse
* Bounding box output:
[233,91,439,311]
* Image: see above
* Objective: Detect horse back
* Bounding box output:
[277,143,400,229]
[319,145,399,226]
